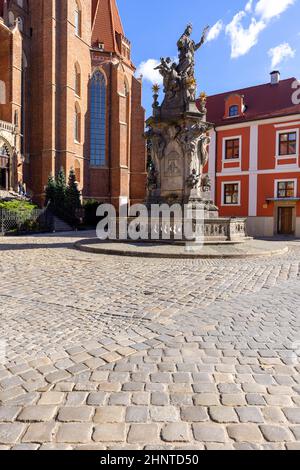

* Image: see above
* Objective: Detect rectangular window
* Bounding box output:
[223,183,240,205]
[277,181,295,199]
[225,139,240,160]
[279,132,297,156]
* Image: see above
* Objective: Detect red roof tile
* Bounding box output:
[203,78,300,126]
[92,0,124,53]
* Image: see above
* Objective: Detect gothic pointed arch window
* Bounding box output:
[0,140,11,190]
[90,70,107,167]
[74,159,81,183]
[74,102,81,143]
[74,62,81,97]
[75,1,82,37]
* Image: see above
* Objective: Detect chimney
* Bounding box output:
[270,71,280,85]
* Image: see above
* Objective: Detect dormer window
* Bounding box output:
[229,105,239,117]
[225,94,245,119]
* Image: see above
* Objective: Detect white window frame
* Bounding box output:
[221,180,241,207]
[274,178,297,199]
[275,128,299,160]
[222,136,242,172]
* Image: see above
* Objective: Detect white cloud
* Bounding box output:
[268,42,296,68]
[255,0,295,20]
[136,59,163,85]
[226,0,296,59]
[226,11,266,58]
[207,20,223,42]
[245,0,254,13]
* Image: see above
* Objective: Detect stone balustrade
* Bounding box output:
[0,120,15,133]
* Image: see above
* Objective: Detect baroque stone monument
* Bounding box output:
[145,24,247,243]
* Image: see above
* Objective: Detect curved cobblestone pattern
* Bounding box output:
[0,233,299,449]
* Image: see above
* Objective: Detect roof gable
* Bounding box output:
[204,78,300,126]
[92,0,124,53]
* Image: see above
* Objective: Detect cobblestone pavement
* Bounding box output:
[0,233,300,450]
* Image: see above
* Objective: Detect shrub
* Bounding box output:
[83,199,101,227]
[0,200,37,217]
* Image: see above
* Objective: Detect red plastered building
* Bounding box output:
[204,72,300,237]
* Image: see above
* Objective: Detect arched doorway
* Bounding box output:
[0,140,11,190]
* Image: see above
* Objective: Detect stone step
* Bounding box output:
[53,216,73,232]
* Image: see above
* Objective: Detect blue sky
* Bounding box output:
[117,0,300,116]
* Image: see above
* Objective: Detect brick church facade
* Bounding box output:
[0,0,146,206]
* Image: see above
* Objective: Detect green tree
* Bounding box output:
[66,168,81,220]
[55,167,67,214]
[45,174,56,208]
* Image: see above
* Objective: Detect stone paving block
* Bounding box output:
[286,443,300,450]
[172,373,191,383]
[0,376,23,390]
[246,394,266,406]
[54,382,74,392]
[94,407,126,423]
[125,407,148,423]
[150,406,180,423]
[87,392,107,406]
[180,406,208,422]
[90,371,109,382]
[235,407,264,423]
[57,406,94,422]
[12,444,40,450]
[283,408,300,424]
[22,422,57,443]
[193,393,219,406]
[170,393,193,406]
[17,406,57,423]
[0,406,22,422]
[169,383,193,393]
[265,395,293,407]
[45,370,71,384]
[108,392,131,406]
[131,392,150,405]
[221,394,247,406]
[127,424,159,444]
[150,373,172,383]
[74,382,98,392]
[65,392,88,406]
[122,382,144,392]
[161,423,190,442]
[38,392,65,405]
[193,383,217,393]
[259,425,294,442]
[192,423,227,443]
[290,426,300,440]
[0,386,25,403]
[93,424,126,442]
[151,392,169,406]
[209,406,238,424]
[56,423,93,443]
[227,424,263,443]
[262,407,286,424]
[218,383,241,394]
[0,423,26,445]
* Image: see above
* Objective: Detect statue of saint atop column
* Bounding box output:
[177,24,209,79]
[154,24,209,116]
